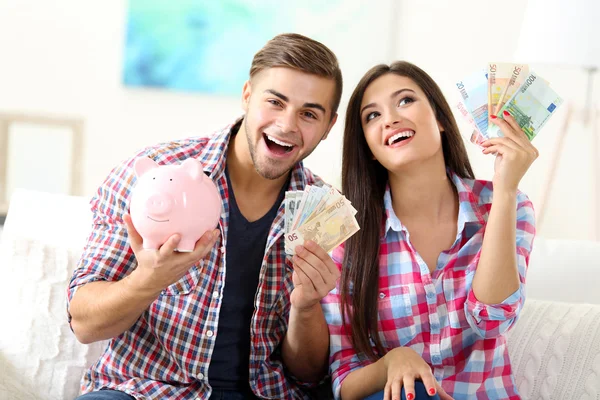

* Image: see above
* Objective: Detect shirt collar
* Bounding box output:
[383,170,485,238]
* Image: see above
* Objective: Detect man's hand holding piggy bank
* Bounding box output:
[124,157,222,293]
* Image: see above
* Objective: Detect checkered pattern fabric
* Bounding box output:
[322,173,535,400]
[67,119,320,399]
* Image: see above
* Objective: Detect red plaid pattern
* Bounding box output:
[67,119,320,399]
[321,173,536,399]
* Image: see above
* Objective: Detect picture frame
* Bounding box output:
[0,113,84,216]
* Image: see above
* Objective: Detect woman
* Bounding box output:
[321,62,536,400]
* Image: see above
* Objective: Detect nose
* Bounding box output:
[276,110,298,134]
[145,193,173,217]
[384,109,402,129]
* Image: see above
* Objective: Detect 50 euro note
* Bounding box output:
[488,63,529,116]
[305,186,357,225]
[488,71,563,141]
[303,185,342,223]
[285,197,359,256]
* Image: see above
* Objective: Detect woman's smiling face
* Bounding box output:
[360,73,445,172]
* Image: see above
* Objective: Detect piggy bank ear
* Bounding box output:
[134,157,159,178]
[181,158,203,180]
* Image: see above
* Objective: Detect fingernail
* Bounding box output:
[490,115,497,119]
[429,388,436,395]
[212,230,219,239]
[407,394,415,400]
[503,110,510,117]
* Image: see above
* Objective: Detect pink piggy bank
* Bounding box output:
[129,156,222,252]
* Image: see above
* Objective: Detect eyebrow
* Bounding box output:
[360,88,416,116]
[265,89,327,115]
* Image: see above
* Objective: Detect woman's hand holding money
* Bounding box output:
[482,111,539,193]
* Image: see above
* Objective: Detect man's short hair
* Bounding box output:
[250,33,343,118]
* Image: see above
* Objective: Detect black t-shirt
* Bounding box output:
[207,166,287,392]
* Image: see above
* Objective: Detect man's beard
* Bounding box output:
[245,118,292,180]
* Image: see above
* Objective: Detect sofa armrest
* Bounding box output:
[508,298,600,400]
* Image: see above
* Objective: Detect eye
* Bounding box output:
[268,99,283,107]
[365,111,380,123]
[303,111,317,120]
[398,96,414,107]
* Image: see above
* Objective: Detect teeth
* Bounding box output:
[387,130,415,145]
[266,134,293,147]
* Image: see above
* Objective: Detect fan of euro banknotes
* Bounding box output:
[284,185,360,256]
[455,63,563,146]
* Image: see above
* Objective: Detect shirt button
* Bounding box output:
[212,291,219,299]
[198,372,204,380]
[427,291,436,300]
[220,246,225,253]
[432,355,441,364]
[206,330,214,338]
[379,293,386,299]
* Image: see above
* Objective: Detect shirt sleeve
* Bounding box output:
[321,244,375,400]
[464,191,536,339]
[66,153,140,325]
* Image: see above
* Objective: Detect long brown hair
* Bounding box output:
[249,33,343,118]
[340,61,475,361]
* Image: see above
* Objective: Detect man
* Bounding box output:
[67,33,343,400]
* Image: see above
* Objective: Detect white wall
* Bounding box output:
[1,0,598,240]
[0,0,392,195]
[394,0,600,240]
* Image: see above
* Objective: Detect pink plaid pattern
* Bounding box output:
[67,119,321,399]
[321,173,535,400]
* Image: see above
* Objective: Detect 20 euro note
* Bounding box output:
[285,198,359,255]
[456,100,485,147]
[456,70,489,137]
[294,185,329,229]
[488,71,563,141]
[488,63,529,116]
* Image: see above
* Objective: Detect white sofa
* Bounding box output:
[0,189,599,400]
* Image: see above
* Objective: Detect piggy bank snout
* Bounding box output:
[145,194,173,217]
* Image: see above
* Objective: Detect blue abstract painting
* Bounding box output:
[123,0,343,95]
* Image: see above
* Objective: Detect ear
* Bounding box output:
[241,80,252,112]
[321,113,338,141]
[133,157,159,178]
[181,158,203,180]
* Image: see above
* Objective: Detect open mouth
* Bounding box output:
[263,133,295,155]
[147,216,169,223]
[386,130,415,146]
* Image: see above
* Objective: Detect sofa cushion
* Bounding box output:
[508,298,600,400]
[0,189,107,400]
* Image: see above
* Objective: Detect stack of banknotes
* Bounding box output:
[455,63,564,146]
[284,185,360,256]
